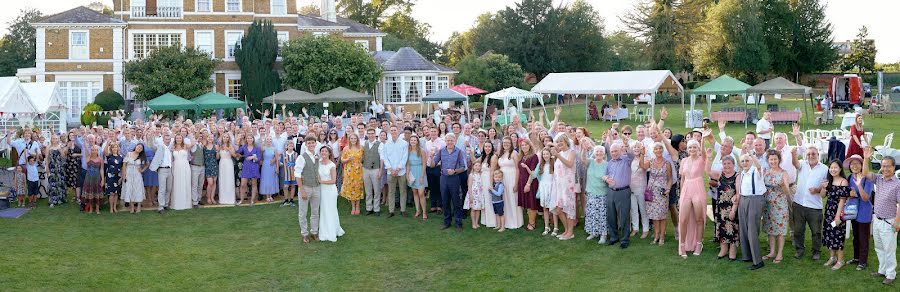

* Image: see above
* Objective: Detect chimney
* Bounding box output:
[321,0,336,22]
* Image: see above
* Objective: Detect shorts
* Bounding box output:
[283,180,297,186]
[492,201,505,216]
[27,181,39,196]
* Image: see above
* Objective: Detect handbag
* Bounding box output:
[842,199,858,221]
[643,187,654,202]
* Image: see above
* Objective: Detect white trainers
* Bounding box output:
[598,235,607,245]
[586,234,597,240]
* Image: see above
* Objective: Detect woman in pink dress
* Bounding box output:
[677,139,708,258]
[552,134,577,240]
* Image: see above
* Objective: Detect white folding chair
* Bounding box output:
[831,129,845,139]
[876,133,894,151]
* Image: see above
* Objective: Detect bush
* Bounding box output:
[94,89,124,111]
[469,102,484,109]
[81,103,103,126]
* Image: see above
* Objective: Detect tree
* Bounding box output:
[299,4,320,16]
[94,90,124,111]
[381,11,441,61]
[87,1,114,16]
[81,103,103,126]
[337,0,415,28]
[0,9,43,76]
[235,20,281,109]
[124,46,220,101]
[443,31,473,66]
[608,31,649,71]
[841,26,877,74]
[760,0,795,76]
[281,35,381,94]
[622,0,713,71]
[454,53,525,93]
[789,0,838,78]
[692,0,770,83]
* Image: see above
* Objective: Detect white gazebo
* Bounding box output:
[0,77,41,132]
[22,82,68,134]
[530,70,685,123]
[483,87,546,125]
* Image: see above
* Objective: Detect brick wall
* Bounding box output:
[215,73,226,93]
[44,28,114,60]
[45,75,55,82]
[46,63,113,72]
[344,36,376,52]
[104,74,114,90]
[44,29,69,59]
[90,29,114,59]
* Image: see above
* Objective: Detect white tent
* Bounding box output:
[22,82,67,134]
[530,70,685,122]
[0,77,39,113]
[484,87,546,125]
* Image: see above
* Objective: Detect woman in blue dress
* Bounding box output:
[407,135,428,218]
[104,143,123,214]
[259,136,279,202]
[237,134,261,205]
[142,140,159,208]
[202,135,219,206]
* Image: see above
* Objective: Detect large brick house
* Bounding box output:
[17,0,406,122]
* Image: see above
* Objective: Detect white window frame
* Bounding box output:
[56,77,103,120]
[196,0,212,12]
[270,0,287,15]
[226,77,242,99]
[193,30,215,58]
[128,30,187,60]
[224,30,244,60]
[226,0,242,12]
[276,31,289,59]
[354,40,370,52]
[69,30,89,60]
[312,32,328,37]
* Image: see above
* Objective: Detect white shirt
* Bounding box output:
[383,135,408,175]
[425,137,446,162]
[272,132,288,152]
[756,118,773,139]
[794,161,828,209]
[775,145,798,183]
[294,148,318,179]
[154,137,173,168]
[739,166,766,196]
[711,144,741,173]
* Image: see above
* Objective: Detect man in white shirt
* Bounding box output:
[756,112,774,149]
[151,133,174,213]
[383,125,409,217]
[294,135,321,243]
[790,145,828,260]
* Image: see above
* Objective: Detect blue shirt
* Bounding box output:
[431,146,467,176]
[26,162,39,182]
[491,182,504,203]
[849,173,874,223]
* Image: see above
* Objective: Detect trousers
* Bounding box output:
[157,168,173,210]
[387,175,407,213]
[298,185,322,236]
[606,187,631,244]
[190,165,204,205]
[426,166,442,209]
[873,218,897,279]
[850,220,871,265]
[362,168,382,212]
[792,202,823,255]
[440,174,463,227]
[630,184,649,232]
[739,195,764,265]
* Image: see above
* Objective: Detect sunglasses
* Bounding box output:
[623,132,632,135]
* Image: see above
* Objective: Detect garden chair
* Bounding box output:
[875,133,893,152]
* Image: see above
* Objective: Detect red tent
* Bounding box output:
[450,84,487,96]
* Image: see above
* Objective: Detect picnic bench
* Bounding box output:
[711,111,747,123]
[768,111,800,123]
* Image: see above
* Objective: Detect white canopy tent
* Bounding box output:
[483,87,546,125]
[0,77,41,134]
[22,82,68,134]
[530,70,685,123]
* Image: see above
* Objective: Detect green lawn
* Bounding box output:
[2,101,899,290]
[0,197,894,290]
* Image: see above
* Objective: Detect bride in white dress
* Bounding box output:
[317,146,344,242]
[218,135,236,205]
[170,135,193,210]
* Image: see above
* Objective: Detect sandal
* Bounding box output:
[542,227,550,235]
[773,256,783,264]
[526,223,535,231]
[551,228,559,237]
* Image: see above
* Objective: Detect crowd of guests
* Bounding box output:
[3,103,898,285]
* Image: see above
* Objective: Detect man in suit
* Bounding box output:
[295,135,321,243]
[361,128,382,215]
[150,132,174,214]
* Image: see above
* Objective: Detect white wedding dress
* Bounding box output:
[170,149,192,210]
[317,162,344,242]
[218,150,236,205]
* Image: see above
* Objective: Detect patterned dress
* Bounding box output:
[47,149,67,205]
[584,160,608,237]
[715,172,738,244]
[823,185,850,250]
[83,158,103,195]
[552,150,577,220]
[339,147,363,201]
[763,171,789,236]
[464,170,484,210]
[646,160,670,220]
[105,155,123,195]
[203,147,219,177]
[65,145,81,187]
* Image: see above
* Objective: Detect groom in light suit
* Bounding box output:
[295,135,321,243]
[149,132,174,214]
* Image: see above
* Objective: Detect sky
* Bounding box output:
[3,0,898,62]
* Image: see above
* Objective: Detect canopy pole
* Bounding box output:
[743,93,748,128]
[650,92,656,121]
[584,94,588,125]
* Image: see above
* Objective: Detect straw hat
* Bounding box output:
[843,154,864,168]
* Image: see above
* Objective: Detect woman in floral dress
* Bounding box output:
[822,160,850,270]
[552,134,577,240]
[762,150,791,263]
[340,133,364,215]
[44,135,67,207]
[65,134,81,202]
[647,142,672,245]
[708,154,738,260]
[104,143,123,214]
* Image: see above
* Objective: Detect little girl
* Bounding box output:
[535,149,557,236]
[464,159,484,229]
[491,170,506,232]
[280,142,298,207]
[13,165,26,208]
